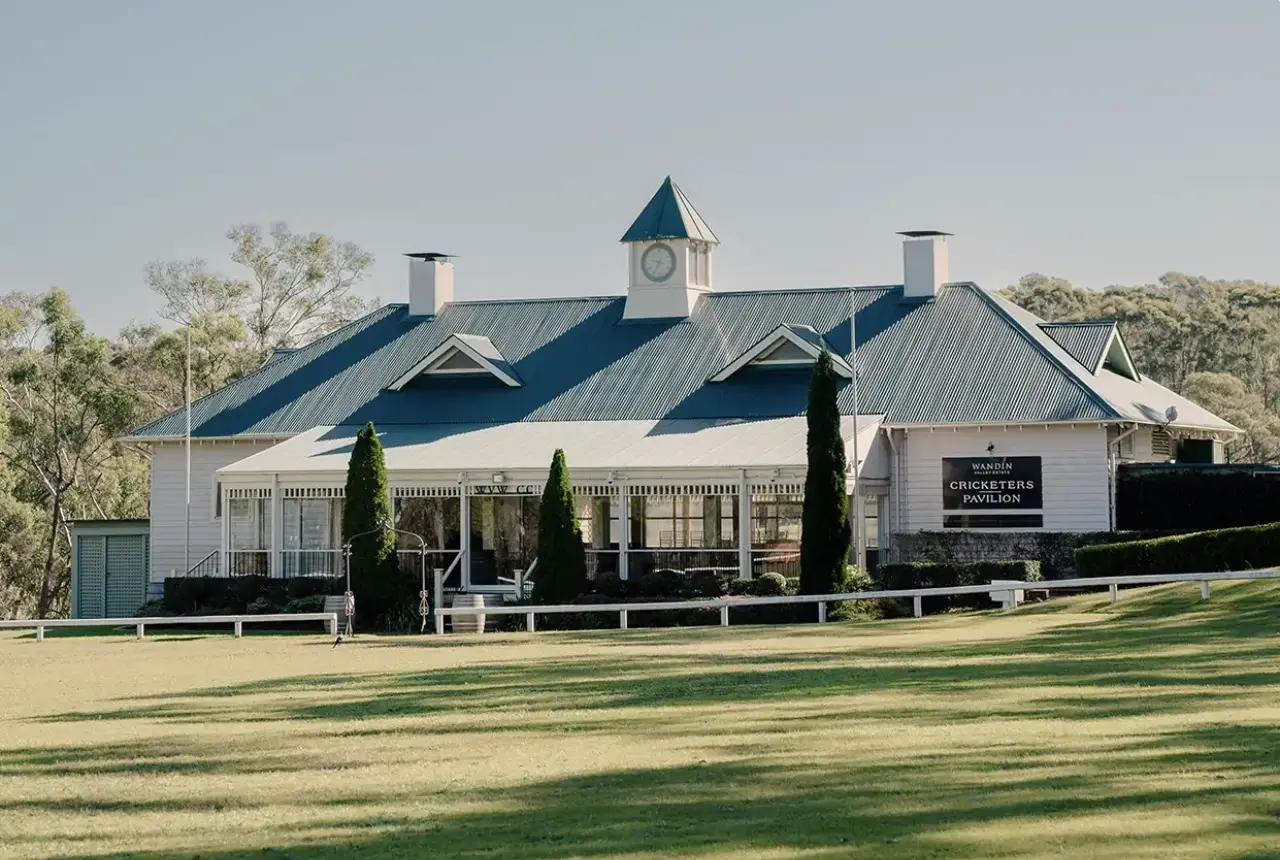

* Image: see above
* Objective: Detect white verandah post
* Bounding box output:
[737,471,751,580]
[618,483,630,580]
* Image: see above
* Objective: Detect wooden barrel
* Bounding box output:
[450,593,487,634]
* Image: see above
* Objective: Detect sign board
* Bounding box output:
[470,484,542,496]
[942,457,1042,510]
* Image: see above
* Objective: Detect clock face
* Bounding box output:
[640,243,677,283]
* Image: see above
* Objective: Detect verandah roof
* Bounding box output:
[217,417,886,479]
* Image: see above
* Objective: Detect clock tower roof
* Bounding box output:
[620,176,719,245]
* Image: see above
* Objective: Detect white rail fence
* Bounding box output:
[0,612,338,642]
[431,567,1280,633]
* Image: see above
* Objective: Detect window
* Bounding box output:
[394,497,461,550]
[576,496,621,549]
[629,495,737,549]
[469,496,540,586]
[212,481,222,521]
[862,495,880,550]
[282,498,342,551]
[228,498,270,550]
[752,494,803,548]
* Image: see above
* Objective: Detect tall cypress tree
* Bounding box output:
[343,422,396,622]
[532,449,587,604]
[800,349,852,594]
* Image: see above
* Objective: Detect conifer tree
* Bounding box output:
[342,422,395,622]
[532,449,587,603]
[800,349,852,593]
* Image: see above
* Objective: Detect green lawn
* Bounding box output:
[3,582,1280,859]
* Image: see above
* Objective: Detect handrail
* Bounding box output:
[0,612,339,641]
[432,567,1280,632]
[185,549,220,577]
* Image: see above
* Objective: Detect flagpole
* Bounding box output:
[185,322,192,576]
[849,291,864,571]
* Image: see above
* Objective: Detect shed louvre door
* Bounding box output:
[105,535,148,618]
[77,536,106,618]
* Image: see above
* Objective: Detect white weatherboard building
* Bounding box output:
[121,177,1237,603]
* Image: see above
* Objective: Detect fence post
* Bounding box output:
[35,625,44,642]
[1200,580,1210,600]
[526,611,535,632]
[234,620,243,638]
[912,596,922,618]
[329,613,338,636]
[619,609,628,630]
[1109,583,1118,605]
[514,569,525,599]
[136,622,145,640]
[817,601,827,624]
[720,604,730,627]
[433,568,444,635]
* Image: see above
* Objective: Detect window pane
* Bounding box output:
[229,498,270,550]
[469,496,539,586]
[395,497,461,550]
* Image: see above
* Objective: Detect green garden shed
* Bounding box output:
[70,520,150,619]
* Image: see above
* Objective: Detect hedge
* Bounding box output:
[1117,465,1280,531]
[874,560,1042,614]
[162,576,343,615]
[1075,521,1280,577]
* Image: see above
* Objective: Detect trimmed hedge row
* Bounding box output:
[874,560,1042,614]
[1075,521,1280,577]
[162,576,343,615]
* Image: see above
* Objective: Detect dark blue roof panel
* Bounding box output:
[130,283,1125,439]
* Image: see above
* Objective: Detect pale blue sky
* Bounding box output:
[1,1,1277,334]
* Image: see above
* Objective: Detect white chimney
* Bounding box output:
[899,231,951,300]
[407,252,454,316]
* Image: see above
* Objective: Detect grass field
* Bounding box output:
[3,583,1280,859]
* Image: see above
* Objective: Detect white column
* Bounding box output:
[619,485,630,580]
[737,471,751,580]
[220,485,230,576]
[460,488,471,589]
[269,476,281,578]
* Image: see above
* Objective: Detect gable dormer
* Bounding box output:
[387,333,521,390]
[710,324,853,382]
[1039,321,1140,381]
[621,177,719,321]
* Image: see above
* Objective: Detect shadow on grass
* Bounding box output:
[43,725,1280,859]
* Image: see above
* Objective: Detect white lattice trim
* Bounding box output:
[572,485,621,497]
[227,487,272,499]
[392,486,463,498]
[749,483,805,495]
[282,487,345,498]
[627,484,739,497]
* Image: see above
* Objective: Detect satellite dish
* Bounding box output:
[1164,406,1178,424]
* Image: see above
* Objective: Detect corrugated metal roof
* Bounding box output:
[217,416,886,476]
[129,283,1238,439]
[1038,322,1115,373]
[619,177,719,244]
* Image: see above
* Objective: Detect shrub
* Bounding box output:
[753,572,789,597]
[1076,521,1280,577]
[875,560,1041,614]
[135,599,173,617]
[246,596,281,615]
[164,576,343,616]
[688,570,727,599]
[591,571,627,599]
[282,594,328,613]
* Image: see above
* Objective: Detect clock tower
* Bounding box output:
[621,177,719,320]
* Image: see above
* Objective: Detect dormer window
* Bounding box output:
[387,333,522,390]
[710,324,853,382]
